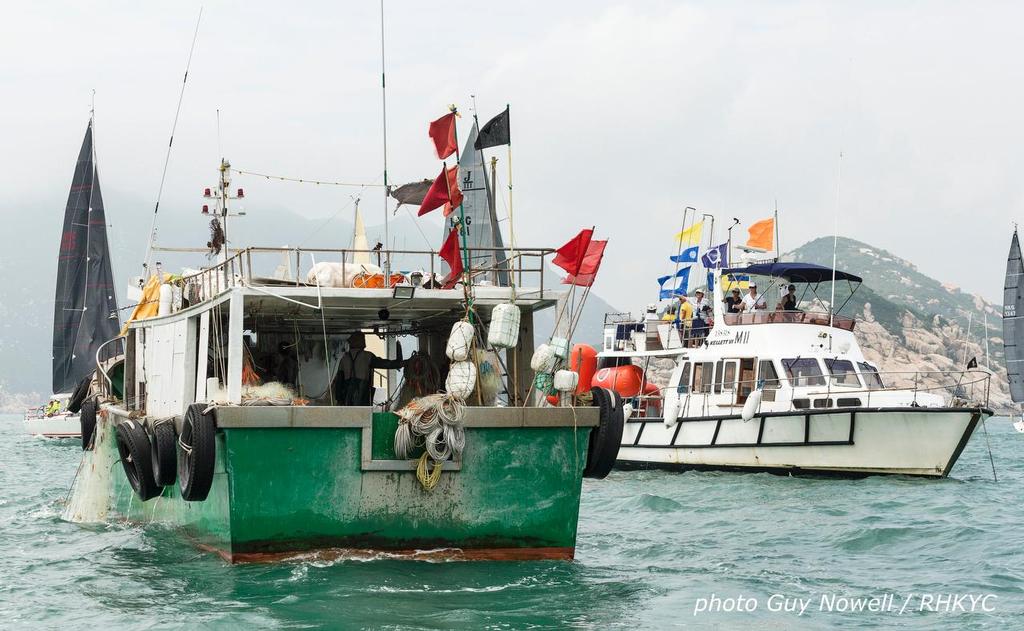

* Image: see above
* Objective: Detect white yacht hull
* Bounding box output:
[23,413,80,439]
[617,407,988,478]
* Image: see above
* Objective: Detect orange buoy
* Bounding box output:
[591,364,648,398]
[569,344,598,395]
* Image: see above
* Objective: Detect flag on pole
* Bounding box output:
[417,165,463,216]
[746,217,775,251]
[474,106,510,150]
[552,228,594,276]
[670,245,699,264]
[675,221,704,245]
[701,242,729,269]
[564,239,607,287]
[658,267,690,299]
[439,227,463,289]
[428,112,458,159]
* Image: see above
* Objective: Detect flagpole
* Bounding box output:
[506,105,517,287]
[449,106,470,272]
[773,201,780,263]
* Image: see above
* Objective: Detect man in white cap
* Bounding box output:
[742,283,767,313]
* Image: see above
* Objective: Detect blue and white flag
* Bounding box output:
[701,242,729,269]
[670,246,699,264]
[658,266,690,299]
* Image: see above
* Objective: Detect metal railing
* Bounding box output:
[172,245,555,306]
[621,368,992,421]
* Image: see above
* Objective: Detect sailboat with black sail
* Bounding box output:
[23,118,121,439]
[1002,229,1024,433]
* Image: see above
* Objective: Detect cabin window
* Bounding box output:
[757,359,781,402]
[714,359,738,393]
[782,358,825,386]
[858,362,885,390]
[692,361,714,393]
[792,398,810,409]
[837,397,863,407]
[812,398,834,408]
[825,359,862,387]
[677,363,691,394]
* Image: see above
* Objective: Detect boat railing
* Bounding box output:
[721,311,856,331]
[625,368,992,420]
[171,245,555,306]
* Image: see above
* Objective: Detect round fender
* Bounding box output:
[67,375,92,414]
[178,403,217,501]
[115,419,161,501]
[80,398,97,450]
[149,420,178,487]
[583,387,625,479]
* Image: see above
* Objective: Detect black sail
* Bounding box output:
[52,121,120,394]
[1004,230,1024,402]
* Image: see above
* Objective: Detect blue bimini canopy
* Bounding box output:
[722,262,862,284]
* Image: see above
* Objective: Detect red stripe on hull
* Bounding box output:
[196,543,576,564]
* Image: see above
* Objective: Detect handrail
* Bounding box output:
[622,368,992,419]
[95,334,127,397]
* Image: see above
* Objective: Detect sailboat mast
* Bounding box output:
[379,0,390,278]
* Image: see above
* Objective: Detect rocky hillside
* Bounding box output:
[787,237,1009,412]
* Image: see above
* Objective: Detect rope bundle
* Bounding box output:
[394,393,466,465]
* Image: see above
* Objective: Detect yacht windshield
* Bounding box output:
[782,358,825,386]
[825,359,862,387]
[857,362,885,390]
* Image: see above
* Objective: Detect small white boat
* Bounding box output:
[600,262,992,478]
[23,407,81,439]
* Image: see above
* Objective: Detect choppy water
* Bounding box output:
[1,414,1021,630]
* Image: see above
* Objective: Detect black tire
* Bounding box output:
[115,420,161,501]
[67,376,92,414]
[178,403,217,501]
[149,420,178,487]
[80,398,97,451]
[583,387,625,479]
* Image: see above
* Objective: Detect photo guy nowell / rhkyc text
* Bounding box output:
[693,593,998,616]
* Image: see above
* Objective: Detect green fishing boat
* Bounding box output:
[64,158,622,563]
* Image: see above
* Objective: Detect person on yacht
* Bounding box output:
[692,289,708,314]
[725,288,743,313]
[778,284,800,311]
[742,283,767,312]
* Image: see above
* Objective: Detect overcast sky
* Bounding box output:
[2,1,1020,310]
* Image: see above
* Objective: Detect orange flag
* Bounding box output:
[746,218,775,251]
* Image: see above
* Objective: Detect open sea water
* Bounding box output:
[0,413,1021,630]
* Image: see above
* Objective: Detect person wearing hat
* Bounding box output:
[742,283,767,313]
[725,287,743,314]
[692,289,708,314]
[332,332,409,406]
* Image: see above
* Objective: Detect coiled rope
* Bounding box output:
[394,393,466,490]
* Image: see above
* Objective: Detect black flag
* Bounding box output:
[967,357,978,369]
[474,106,510,150]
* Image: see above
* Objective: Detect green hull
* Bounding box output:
[97,407,595,562]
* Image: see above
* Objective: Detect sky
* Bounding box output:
[1,0,1021,310]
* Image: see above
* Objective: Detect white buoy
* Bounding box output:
[741,389,763,422]
[158,283,173,316]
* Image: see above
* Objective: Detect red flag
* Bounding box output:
[439,227,463,289]
[552,228,594,276]
[563,239,607,287]
[428,112,458,159]
[417,165,463,216]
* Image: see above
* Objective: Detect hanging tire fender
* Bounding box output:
[583,387,625,479]
[148,419,178,487]
[115,419,161,501]
[178,403,217,501]
[67,375,92,414]
[80,398,98,451]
